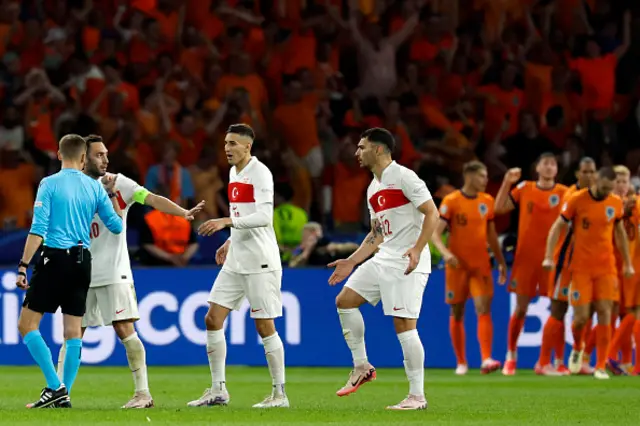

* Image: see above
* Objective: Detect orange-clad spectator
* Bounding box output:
[128,18,165,65]
[189,145,226,222]
[409,18,453,65]
[0,150,37,230]
[147,0,183,49]
[90,35,127,67]
[539,67,579,133]
[569,13,630,120]
[68,53,107,110]
[477,63,524,142]
[330,140,370,232]
[145,143,195,206]
[272,0,303,29]
[383,99,424,169]
[215,54,269,124]
[101,59,140,113]
[167,111,206,167]
[281,149,313,214]
[14,69,65,157]
[283,28,317,75]
[0,1,22,57]
[17,19,45,73]
[347,0,423,99]
[273,78,323,179]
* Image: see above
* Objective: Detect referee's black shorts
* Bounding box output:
[23,245,92,316]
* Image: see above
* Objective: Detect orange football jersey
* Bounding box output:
[561,189,623,275]
[552,184,581,264]
[510,181,568,264]
[439,190,494,273]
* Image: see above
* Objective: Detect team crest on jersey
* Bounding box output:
[440,205,448,215]
[562,287,569,297]
[478,203,488,216]
[572,290,580,302]
[605,206,615,221]
[510,280,517,289]
[549,194,560,207]
[446,291,454,300]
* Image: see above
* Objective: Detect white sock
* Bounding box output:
[398,329,425,397]
[122,332,150,394]
[57,342,66,381]
[206,329,227,391]
[262,332,285,391]
[338,308,368,367]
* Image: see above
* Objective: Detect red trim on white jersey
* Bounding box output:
[228,182,256,203]
[369,188,410,213]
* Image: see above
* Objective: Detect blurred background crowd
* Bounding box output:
[1,0,640,267]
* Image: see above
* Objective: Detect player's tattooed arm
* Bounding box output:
[367,219,384,244]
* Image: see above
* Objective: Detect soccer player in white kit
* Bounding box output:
[56,135,204,408]
[187,124,288,409]
[328,128,439,410]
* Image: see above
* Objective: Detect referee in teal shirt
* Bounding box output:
[15,134,123,409]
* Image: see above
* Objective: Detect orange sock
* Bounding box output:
[554,323,566,363]
[477,314,493,362]
[572,322,585,351]
[584,324,597,355]
[595,324,612,370]
[633,320,640,373]
[507,314,525,353]
[449,317,466,365]
[608,314,635,360]
[539,317,562,366]
[620,331,633,365]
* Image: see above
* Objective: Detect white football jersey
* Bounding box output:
[89,173,145,287]
[223,157,281,275]
[367,161,433,274]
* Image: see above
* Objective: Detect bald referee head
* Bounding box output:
[57,134,87,170]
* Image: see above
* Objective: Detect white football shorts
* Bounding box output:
[345,259,429,319]
[82,283,140,327]
[209,269,283,319]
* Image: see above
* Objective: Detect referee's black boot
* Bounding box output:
[27,385,69,409]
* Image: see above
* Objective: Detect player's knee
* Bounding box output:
[205,310,224,330]
[450,304,465,321]
[335,289,362,309]
[254,319,276,338]
[17,318,36,337]
[550,301,568,320]
[112,320,135,340]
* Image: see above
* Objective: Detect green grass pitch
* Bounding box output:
[1,366,639,425]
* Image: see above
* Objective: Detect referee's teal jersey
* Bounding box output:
[29,169,123,249]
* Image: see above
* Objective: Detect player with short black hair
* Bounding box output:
[544,166,634,379]
[188,124,289,408]
[328,128,439,410]
[17,134,123,408]
[56,135,204,409]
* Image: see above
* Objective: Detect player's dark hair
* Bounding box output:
[84,134,103,151]
[537,152,556,164]
[579,156,596,167]
[59,134,88,159]
[462,160,486,174]
[597,166,616,181]
[361,127,395,154]
[226,123,255,140]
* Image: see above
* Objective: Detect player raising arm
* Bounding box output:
[430,161,505,376]
[189,124,288,409]
[493,154,568,376]
[536,157,596,376]
[543,167,633,379]
[328,128,439,410]
[56,135,204,409]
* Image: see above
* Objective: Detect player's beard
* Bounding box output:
[86,163,105,179]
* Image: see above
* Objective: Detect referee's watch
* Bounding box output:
[108,192,116,199]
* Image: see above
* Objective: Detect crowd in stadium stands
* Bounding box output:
[0,0,639,265]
